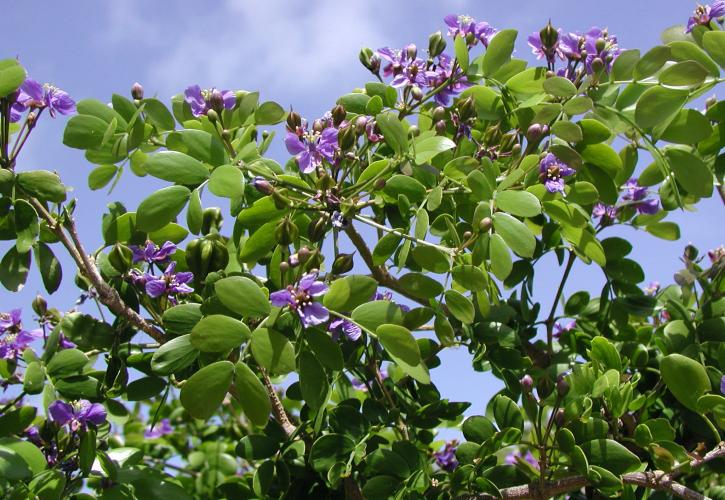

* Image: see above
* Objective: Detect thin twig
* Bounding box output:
[260,368,297,438]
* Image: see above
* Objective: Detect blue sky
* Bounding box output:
[2,1,722,414]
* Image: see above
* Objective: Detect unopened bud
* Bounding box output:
[108,243,133,273]
[463,231,473,240]
[307,214,329,242]
[201,207,223,235]
[331,104,346,127]
[435,120,447,135]
[307,250,324,270]
[222,129,231,140]
[298,246,311,264]
[432,106,446,122]
[374,178,386,190]
[275,217,298,245]
[288,253,300,267]
[411,86,424,100]
[510,143,522,156]
[554,408,566,427]
[359,48,381,74]
[483,125,502,146]
[408,125,420,138]
[458,96,476,121]
[131,82,144,100]
[209,90,224,112]
[206,109,219,123]
[252,176,274,195]
[286,110,302,131]
[355,116,369,135]
[332,253,355,274]
[32,295,48,316]
[526,123,543,142]
[272,190,292,210]
[338,124,356,150]
[556,375,570,397]
[428,31,447,58]
[539,21,559,49]
[705,95,717,111]
[591,57,605,74]
[595,38,606,53]
[479,217,492,233]
[279,261,289,273]
[261,130,269,140]
[520,374,534,392]
[684,244,699,261]
[405,43,418,60]
[312,119,324,133]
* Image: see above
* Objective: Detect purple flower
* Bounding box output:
[426,54,470,106]
[434,440,459,471]
[443,15,497,47]
[130,240,177,264]
[708,245,725,263]
[686,1,725,33]
[184,85,236,117]
[351,368,387,391]
[721,375,725,395]
[270,272,329,328]
[372,291,410,313]
[528,30,564,65]
[538,153,575,194]
[553,320,576,339]
[376,47,408,78]
[644,281,660,296]
[144,262,194,300]
[329,318,362,341]
[331,211,348,229]
[622,179,659,215]
[583,28,621,74]
[0,309,41,361]
[560,33,585,61]
[15,79,76,118]
[285,125,338,174]
[48,399,107,431]
[593,202,618,223]
[505,450,539,469]
[144,418,173,439]
[390,58,429,89]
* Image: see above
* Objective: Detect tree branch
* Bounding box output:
[260,368,297,438]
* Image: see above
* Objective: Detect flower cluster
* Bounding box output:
[528,25,621,81]
[184,85,236,117]
[270,272,329,328]
[10,78,75,122]
[434,440,459,471]
[130,240,177,264]
[0,309,41,361]
[284,115,339,174]
[49,399,107,431]
[553,320,576,339]
[129,262,193,303]
[443,15,497,47]
[621,178,659,215]
[538,153,575,194]
[686,1,725,33]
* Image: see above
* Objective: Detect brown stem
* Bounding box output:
[29,198,165,343]
[260,368,297,438]
[344,223,428,307]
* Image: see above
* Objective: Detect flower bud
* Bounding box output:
[355,116,369,135]
[479,217,492,233]
[287,110,302,131]
[539,21,559,50]
[499,131,517,152]
[526,123,543,142]
[298,246,311,264]
[510,143,522,156]
[705,95,717,111]
[32,295,48,317]
[308,214,329,242]
[222,129,232,141]
[307,249,324,270]
[408,125,420,138]
[463,231,472,240]
[554,408,566,427]
[483,124,502,146]
[458,96,476,121]
[432,106,446,122]
[109,243,133,273]
[684,244,699,261]
[312,119,325,133]
[206,109,219,123]
[332,253,355,274]
[131,82,144,100]
[338,124,356,150]
[288,253,300,267]
[591,57,605,74]
[272,190,292,209]
[359,48,381,74]
[279,261,289,273]
[261,130,269,140]
[374,178,386,190]
[209,89,224,112]
[252,176,274,195]
[275,217,298,245]
[556,375,570,397]
[595,38,606,53]
[520,374,534,392]
[331,104,346,127]
[428,31,447,58]
[405,43,418,60]
[411,86,424,101]
[435,120,447,135]
[201,207,223,235]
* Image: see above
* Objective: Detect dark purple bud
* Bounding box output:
[287,110,302,131]
[298,246,311,264]
[479,217,492,233]
[526,123,543,142]
[411,86,424,101]
[435,120,447,135]
[554,408,566,427]
[332,253,355,274]
[556,375,570,397]
[405,43,418,60]
[354,116,368,135]
[428,31,447,58]
[312,119,324,133]
[32,295,48,316]
[520,374,534,392]
[252,177,274,195]
[331,104,346,127]
[131,82,144,100]
[373,178,386,190]
[209,89,224,112]
[432,106,446,122]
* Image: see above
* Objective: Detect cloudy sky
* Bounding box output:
[2,1,721,411]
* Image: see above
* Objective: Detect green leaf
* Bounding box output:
[46,348,88,377]
[150,334,199,375]
[543,76,577,98]
[236,434,278,460]
[660,354,711,411]
[580,439,641,475]
[659,60,709,87]
[215,276,271,318]
[234,362,271,427]
[399,272,444,299]
[580,143,622,178]
[646,221,680,240]
[323,275,377,312]
[250,328,295,375]
[166,129,227,166]
[63,115,109,149]
[460,85,504,120]
[561,226,606,266]
[88,164,118,190]
[254,101,285,125]
[187,188,203,235]
[14,200,37,254]
[35,242,62,294]
[661,109,713,144]
[495,190,541,218]
[162,303,202,335]
[590,337,622,372]
[611,49,640,81]
[492,395,524,432]
[451,265,486,292]
[0,407,37,438]
[15,170,66,203]
[180,360,234,420]
[383,175,426,204]
[551,120,583,143]
[310,434,355,473]
[411,246,450,273]
[454,35,469,72]
[351,301,404,332]
[23,361,44,394]
[338,93,370,114]
[0,246,30,292]
[634,46,671,80]
[492,212,535,258]
[444,290,475,324]
[462,415,496,443]
[482,29,517,76]
[191,315,250,353]
[356,158,390,186]
[306,329,343,371]
[209,165,244,198]
[668,40,720,76]
[0,59,26,97]
[579,119,611,144]
[413,135,455,165]
[376,324,430,384]
[143,151,209,185]
[126,376,166,401]
[563,96,593,115]
[375,113,408,155]
[665,149,713,197]
[141,98,175,131]
[0,446,31,480]
[702,31,725,68]
[136,185,190,233]
[0,438,46,475]
[489,233,512,281]
[635,86,689,129]
[299,351,329,411]
[239,220,277,264]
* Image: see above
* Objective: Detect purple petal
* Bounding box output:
[175,271,194,285]
[299,302,329,328]
[270,289,293,307]
[284,133,307,155]
[17,79,43,104]
[80,402,107,426]
[48,400,74,425]
[221,90,236,110]
[297,151,315,174]
[545,178,566,193]
[145,279,167,298]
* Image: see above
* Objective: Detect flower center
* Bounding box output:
[547,165,561,180]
